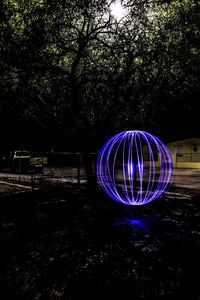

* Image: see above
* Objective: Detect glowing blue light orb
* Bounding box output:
[96,130,173,205]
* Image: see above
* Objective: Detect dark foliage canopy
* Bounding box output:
[0,0,200,151]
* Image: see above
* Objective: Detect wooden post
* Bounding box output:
[77,153,81,186]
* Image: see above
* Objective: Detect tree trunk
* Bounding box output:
[82,153,97,190]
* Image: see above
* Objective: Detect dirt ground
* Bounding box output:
[0,186,200,300]
[0,182,30,193]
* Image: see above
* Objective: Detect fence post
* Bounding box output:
[77,153,81,186]
[173,153,177,168]
[19,156,21,183]
[41,153,44,185]
[31,167,35,191]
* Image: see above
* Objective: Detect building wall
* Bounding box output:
[167,139,200,169]
[167,142,200,154]
[175,162,200,169]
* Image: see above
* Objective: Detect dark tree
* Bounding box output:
[0,0,199,151]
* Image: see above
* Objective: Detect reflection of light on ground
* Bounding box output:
[115,217,145,227]
[124,218,143,226]
[115,217,152,237]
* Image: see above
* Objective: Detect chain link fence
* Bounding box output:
[176,153,200,162]
[1,151,200,195]
[0,152,97,194]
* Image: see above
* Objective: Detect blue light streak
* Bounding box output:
[118,218,143,226]
[96,130,173,205]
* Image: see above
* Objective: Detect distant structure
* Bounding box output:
[166,138,200,169]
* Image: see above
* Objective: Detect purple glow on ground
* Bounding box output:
[96,130,173,206]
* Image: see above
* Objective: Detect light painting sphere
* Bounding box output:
[96,130,173,205]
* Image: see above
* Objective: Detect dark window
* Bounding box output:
[192,145,198,152]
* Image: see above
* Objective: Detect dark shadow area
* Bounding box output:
[0,187,199,300]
